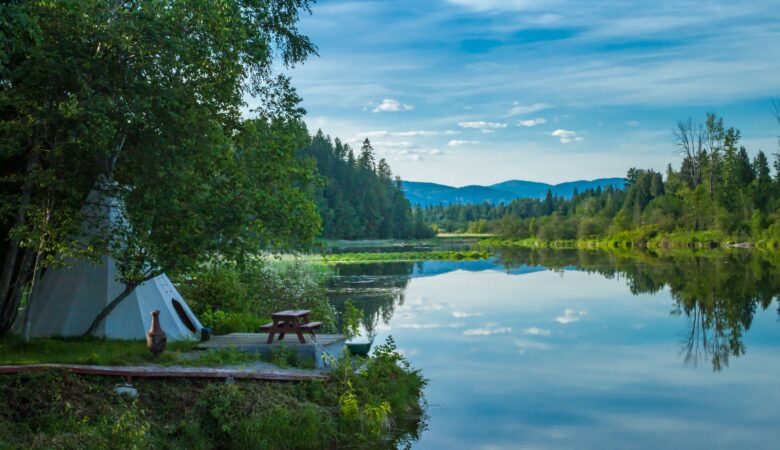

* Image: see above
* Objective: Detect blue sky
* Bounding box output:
[280,0,780,186]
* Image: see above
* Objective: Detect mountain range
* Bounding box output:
[402,178,626,207]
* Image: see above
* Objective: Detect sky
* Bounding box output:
[278,0,780,186]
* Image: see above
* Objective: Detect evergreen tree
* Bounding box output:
[299,134,433,239]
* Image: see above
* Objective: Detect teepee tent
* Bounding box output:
[13,182,203,340]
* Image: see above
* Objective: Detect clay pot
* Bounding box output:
[146,310,167,356]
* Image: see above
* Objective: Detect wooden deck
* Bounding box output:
[197,333,348,370]
[0,363,329,381]
[197,332,346,350]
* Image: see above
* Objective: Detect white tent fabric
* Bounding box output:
[12,183,203,340]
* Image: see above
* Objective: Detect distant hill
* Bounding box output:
[402,178,626,207]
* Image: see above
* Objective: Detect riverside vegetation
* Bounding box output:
[422,112,780,248]
[0,260,428,449]
[0,337,427,449]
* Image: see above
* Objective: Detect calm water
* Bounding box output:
[327,249,780,449]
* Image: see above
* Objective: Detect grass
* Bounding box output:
[436,232,495,238]
[0,336,311,368]
[321,250,491,264]
[480,230,780,251]
[0,336,191,366]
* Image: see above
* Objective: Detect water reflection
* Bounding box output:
[328,262,415,335]
[330,248,780,372]
[327,248,780,448]
[494,247,780,372]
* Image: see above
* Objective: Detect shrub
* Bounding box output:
[177,259,336,334]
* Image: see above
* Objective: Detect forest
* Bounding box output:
[422,112,780,245]
[300,131,434,240]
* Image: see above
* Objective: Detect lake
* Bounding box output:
[327,248,780,449]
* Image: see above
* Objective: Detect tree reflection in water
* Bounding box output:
[493,247,780,372]
[328,247,780,372]
[327,261,418,337]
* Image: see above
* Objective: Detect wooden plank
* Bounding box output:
[196,333,346,349]
[0,364,329,381]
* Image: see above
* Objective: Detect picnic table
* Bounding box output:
[260,309,322,344]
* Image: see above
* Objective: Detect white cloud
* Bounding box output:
[551,129,584,144]
[523,327,551,336]
[508,102,552,116]
[463,326,512,336]
[481,129,496,134]
[390,147,450,162]
[398,129,459,136]
[448,139,480,147]
[555,309,587,324]
[372,99,414,113]
[446,0,541,12]
[396,323,444,329]
[397,348,420,357]
[458,121,507,129]
[361,130,390,139]
[626,120,640,127]
[518,117,547,127]
[513,339,554,351]
[452,311,483,318]
[374,140,414,148]
[358,130,459,139]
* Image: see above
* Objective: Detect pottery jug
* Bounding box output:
[146,310,167,356]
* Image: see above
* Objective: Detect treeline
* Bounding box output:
[300,131,434,240]
[422,112,780,243]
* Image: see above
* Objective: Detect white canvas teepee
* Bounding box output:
[13,182,203,340]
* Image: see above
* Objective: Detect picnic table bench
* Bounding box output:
[260,309,322,344]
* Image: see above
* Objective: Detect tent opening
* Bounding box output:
[171,299,197,333]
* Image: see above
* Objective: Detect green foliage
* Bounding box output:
[269,345,301,369]
[193,383,336,449]
[299,132,435,239]
[0,349,427,449]
[0,0,321,334]
[177,259,336,335]
[322,250,490,263]
[330,336,427,444]
[341,300,364,340]
[0,371,153,450]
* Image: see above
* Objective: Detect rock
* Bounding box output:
[113,384,138,398]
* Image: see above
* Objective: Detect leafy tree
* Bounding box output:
[0,0,319,336]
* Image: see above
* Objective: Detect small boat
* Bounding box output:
[346,340,373,356]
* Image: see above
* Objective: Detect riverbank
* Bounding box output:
[0,337,426,449]
[321,250,490,264]
[479,230,780,250]
[0,254,428,449]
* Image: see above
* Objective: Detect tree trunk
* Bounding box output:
[0,247,35,333]
[21,251,43,342]
[0,150,40,334]
[82,282,139,337]
[82,272,156,337]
